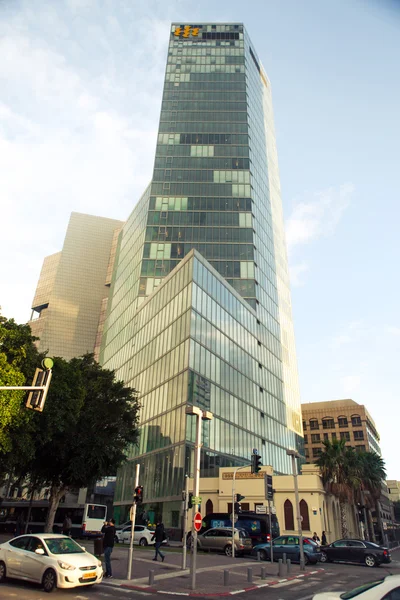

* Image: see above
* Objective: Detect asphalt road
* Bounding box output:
[1,549,399,600]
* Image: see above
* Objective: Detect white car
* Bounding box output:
[116,524,158,546]
[313,574,400,599]
[0,533,103,593]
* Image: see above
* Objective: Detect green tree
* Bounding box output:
[356,451,386,542]
[0,315,43,458]
[316,438,361,538]
[24,354,140,532]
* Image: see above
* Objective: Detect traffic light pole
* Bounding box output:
[182,474,189,570]
[127,463,140,580]
[231,464,251,559]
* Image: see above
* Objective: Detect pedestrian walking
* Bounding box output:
[101,518,116,578]
[16,513,25,536]
[152,519,166,562]
[62,514,72,536]
[312,532,320,545]
[321,531,327,546]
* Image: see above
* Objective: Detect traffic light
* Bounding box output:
[26,363,53,412]
[251,452,262,474]
[188,492,193,508]
[236,493,245,502]
[134,486,143,503]
[234,502,241,514]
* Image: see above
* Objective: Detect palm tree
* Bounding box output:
[316,439,361,538]
[356,451,386,542]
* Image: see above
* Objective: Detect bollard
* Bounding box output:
[261,566,266,580]
[278,558,284,578]
[257,550,261,562]
[224,570,230,586]
[286,558,291,575]
[247,567,253,583]
[282,552,287,565]
[300,557,305,572]
[148,570,155,585]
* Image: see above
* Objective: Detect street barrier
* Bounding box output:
[278,558,284,577]
[287,558,291,574]
[247,567,253,583]
[149,570,155,585]
[224,570,230,586]
[261,566,266,580]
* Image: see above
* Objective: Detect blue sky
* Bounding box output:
[1,0,399,477]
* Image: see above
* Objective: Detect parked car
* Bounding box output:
[0,533,103,592]
[197,527,253,557]
[116,525,168,546]
[319,539,391,568]
[313,574,400,599]
[253,535,321,564]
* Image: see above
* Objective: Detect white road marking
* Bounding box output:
[270,579,299,588]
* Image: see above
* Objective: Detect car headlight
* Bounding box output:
[57,560,76,571]
[97,560,102,568]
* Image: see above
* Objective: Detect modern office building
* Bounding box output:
[100,23,303,530]
[29,212,123,360]
[301,399,381,462]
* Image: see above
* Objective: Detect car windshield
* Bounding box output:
[340,579,384,599]
[44,537,85,554]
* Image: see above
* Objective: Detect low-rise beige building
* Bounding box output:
[387,481,400,504]
[301,399,381,462]
[188,465,360,543]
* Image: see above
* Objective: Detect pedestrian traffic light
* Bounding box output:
[188,492,193,508]
[251,452,262,474]
[26,359,53,412]
[234,502,241,514]
[236,493,245,502]
[134,486,143,503]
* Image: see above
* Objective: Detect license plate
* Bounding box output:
[82,572,96,579]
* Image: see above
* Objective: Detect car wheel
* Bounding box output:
[365,554,376,568]
[319,551,329,563]
[224,545,233,557]
[42,568,57,593]
[0,561,6,583]
[260,550,268,561]
[139,538,148,546]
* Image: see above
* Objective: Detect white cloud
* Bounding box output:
[286,183,354,254]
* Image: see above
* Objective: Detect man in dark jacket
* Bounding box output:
[101,518,116,578]
[152,520,166,562]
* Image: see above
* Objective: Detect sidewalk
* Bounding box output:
[97,544,324,596]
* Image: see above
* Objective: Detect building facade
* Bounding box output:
[29,212,122,360]
[387,481,400,504]
[100,23,302,531]
[301,399,381,462]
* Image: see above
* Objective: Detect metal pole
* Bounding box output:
[291,454,305,570]
[231,464,251,559]
[268,499,274,564]
[182,474,189,570]
[190,412,202,590]
[127,463,140,580]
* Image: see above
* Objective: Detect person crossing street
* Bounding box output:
[101,518,116,578]
[152,519,166,562]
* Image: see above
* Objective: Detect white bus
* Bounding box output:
[0,501,107,538]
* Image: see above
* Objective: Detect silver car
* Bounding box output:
[197,527,253,557]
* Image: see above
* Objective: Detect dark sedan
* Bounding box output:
[253,535,321,564]
[320,539,391,567]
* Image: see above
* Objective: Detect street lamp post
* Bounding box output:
[286,449,305,571]
[186,405,213,590]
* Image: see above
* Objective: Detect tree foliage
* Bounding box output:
[317,439,386,539]
[0,315,43,456]
[21,354,140,531]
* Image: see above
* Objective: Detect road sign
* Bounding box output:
[194,512,202,532]
[255,505,267,514]
[264,474,273,500]
[192,496,202,504]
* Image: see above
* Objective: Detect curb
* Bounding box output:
[103,568,325,596]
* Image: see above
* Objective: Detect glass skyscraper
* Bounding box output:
[100,23,302,531]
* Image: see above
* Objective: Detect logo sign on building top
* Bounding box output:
[173,26,201,38]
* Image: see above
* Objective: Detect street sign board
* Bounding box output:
[194,512,202,532]
[264,474,273,500]
[255,505,267,514]
[192,496,202,504]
